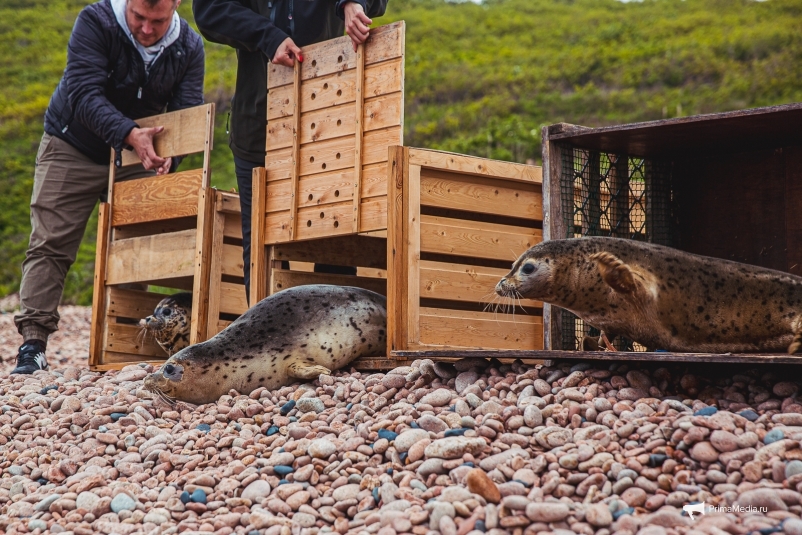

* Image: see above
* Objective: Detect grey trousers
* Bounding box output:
[14,133,151,342]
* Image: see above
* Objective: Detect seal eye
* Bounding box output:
[522,263,536,275]
[164,364,175,375]
[163,308,172,317]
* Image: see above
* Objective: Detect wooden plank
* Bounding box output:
[352,357,396,371]
[541,128,564,351]
[217,191,241,215]
[298,169,354,209]
[407,164,422,348]
[106,287,169,320]
[272,269,386,296]
[269,58,402,120]
[297,126,400,177]
[111,169,202,226]
[104,323,167,357]
[206,208,226,338]
[223,213,242,240]
[420,168,542,220]
[90,202,111,367]
[419,260,541,307]
[265,210,292,244]
[106,229,196,285]
[190,187,214,344]
[408,148,541,185]
[419,308,542,350]
[251,167,268,304]
[272,235,386,269]
[288,60,303,241]
[92,358,167,372]
[361,162,387,199]
[219,282,248,316]
[391,349,802,365]
[295,200,354,240]
[111,217,197,240]
[387,147,407,354]
[221,244,244,277]
[353,43,366,233]
[268,21,405,88]
[420,215,541,261]
[265,147,293,181]
[121,103,214,166]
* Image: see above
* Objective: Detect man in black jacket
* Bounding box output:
[10,0,205,374]
[193,0,389,303]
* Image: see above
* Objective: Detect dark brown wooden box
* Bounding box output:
[538,102,802,363]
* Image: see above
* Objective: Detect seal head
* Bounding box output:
[498,237,802,354]
[144,284,387,405]
[141,292,193,356]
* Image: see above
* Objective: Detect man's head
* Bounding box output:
[125,0,180,47]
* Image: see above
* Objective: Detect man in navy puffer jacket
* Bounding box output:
[11,0,205,374]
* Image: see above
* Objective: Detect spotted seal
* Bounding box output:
[496,237,802,354]
[140,292,193,356]
[143,285,387,405]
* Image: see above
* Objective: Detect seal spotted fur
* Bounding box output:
[144,285,387,405]
[496,237,802,354]
[141,292,193,356]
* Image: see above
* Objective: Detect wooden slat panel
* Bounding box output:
[265,210,292,244]
[273,235,386,269]
[420,215,541,261]
[387,146,407,354]
[104,323,167,357]
[112,170,201,226]
[420,168,543,221]
[296,127,400,177]
[268,22,405,88]
[361,162,387,199]
[419,308,542,350]
[106,288,170,320]
[106,229,196,285]
[92,357,167,371]
[359,198,387,233]
[219,282,248,315]
[419,260,541,307]
[268,58,402,120]
[298,169,354,208]
[221,243,244,277]
[266,178,292,213]
[112,217,197,240]
[121,103,214,165]
[363,126,402,167]
[272,269,386,296]
[408,147,542,185]
[295,201,355,240]
[265,147,293,181]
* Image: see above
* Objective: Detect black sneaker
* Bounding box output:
[11,340,48,374]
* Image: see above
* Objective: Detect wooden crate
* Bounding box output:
[387,147,545,356]
[537,102,802,363]
[260,21,405,243]
[90,104,248,371]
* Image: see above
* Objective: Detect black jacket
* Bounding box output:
[44,0,205,165]
[193,0,389,162]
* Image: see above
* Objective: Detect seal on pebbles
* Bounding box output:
[496,236,802,354]
[140,292,193,356]
[144,285,387,404]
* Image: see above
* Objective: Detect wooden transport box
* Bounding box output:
[535,102,802,364]
[90,104,248,371]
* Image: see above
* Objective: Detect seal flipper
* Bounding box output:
[288,361,332,380]
[789,317,802,354]
[590,252,639,294]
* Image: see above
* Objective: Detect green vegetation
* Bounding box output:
[1,0,801,304]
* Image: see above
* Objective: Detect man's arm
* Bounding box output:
[337,0,390,51]
[336,0,389,20]
[193,0,289,62]
[64,8,139,155]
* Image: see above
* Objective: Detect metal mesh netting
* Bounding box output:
[559,147,674,351]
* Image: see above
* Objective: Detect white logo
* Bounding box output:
[683,502,706,521]
[34,352,48,370]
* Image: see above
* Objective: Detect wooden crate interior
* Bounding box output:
[262,21,405,243]
[388,147,545,354]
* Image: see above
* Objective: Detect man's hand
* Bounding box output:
[272,37,303,68]
[125,126,169,175]
[344,2,372,52]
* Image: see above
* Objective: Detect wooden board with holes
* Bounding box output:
[262,21,405,243]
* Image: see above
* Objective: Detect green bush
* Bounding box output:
[1,0,801,304]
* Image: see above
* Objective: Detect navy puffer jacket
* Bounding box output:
[44,0,205,165]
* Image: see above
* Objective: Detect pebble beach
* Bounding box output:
[2,305,802,535]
